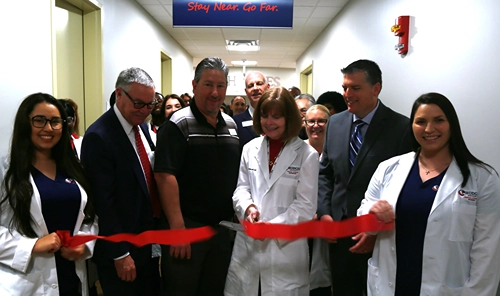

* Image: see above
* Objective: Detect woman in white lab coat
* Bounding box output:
[304,104,333,296]
[0,93,97,295]
[358,92,500,296]
[225,87,319,296]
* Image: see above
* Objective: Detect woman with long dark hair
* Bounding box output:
[0,93,97,295]
[358,92,500,295]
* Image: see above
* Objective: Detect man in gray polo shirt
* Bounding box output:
[154,57,240,296]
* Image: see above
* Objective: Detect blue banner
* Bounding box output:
[173,0,293,28]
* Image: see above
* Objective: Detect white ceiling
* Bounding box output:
[136,0,350,68]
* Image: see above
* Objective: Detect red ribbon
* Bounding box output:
[57,227,216,248]
[56,214,392,248]
[243,214,393,240]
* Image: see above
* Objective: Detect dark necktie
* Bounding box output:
[133,126,161,217]
[349,120,365,167]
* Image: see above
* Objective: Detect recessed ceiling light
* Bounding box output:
[226,40,260,52]
[231,60,258,66]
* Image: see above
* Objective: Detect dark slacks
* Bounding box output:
[162,220,232,296]
[329,237,371,296]
[96,256,160,296]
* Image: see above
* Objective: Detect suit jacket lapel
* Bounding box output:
[430,158,461,215]
[139,122,155,151]
[353,103,388,174]
[244,110,258,138]
[109,108,150,198]
[335,112,354,181]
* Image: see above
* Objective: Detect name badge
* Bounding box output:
[228,128,237,136]
[242,120,253,127]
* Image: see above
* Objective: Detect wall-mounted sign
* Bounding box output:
[173,0,293,28]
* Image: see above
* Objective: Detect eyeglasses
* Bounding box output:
[30,116,65,130]
[304,119,328,127]
[121,88,157,109]
[66,116,75,124]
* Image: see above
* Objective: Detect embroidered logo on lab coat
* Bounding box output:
[286,166,300,175]
[458,189,478,201]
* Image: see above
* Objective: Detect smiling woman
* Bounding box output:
[225,86,319,295]
[0,93,97,296]
[358,92,500,296]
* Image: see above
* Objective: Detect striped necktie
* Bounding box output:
[349,120,365,167]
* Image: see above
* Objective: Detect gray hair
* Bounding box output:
[194,57,228,83]
[115,67,155,90]
[295,93,316,108]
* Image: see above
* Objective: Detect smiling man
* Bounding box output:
[154,57,240,296]
[233,71,270,150]
[229,95,247,116]
[317,59,412,296]
[81,67,160,295]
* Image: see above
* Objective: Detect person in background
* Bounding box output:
[154,57,240,296]
[316,91,347,116]
[233,71,270,150]
[81,67,161,296]
[0,93,97,295]
[148,92,165,141]
[304,104,333,296]
[295,93,316,140]
[180,93,192,105]
[230,95,247,116]
[225,87,318,296]
[304,104,330,158]
[317,59,412,296]
[288,86,301,98]
[161,94,185,121]
[58,99,83,158]
[358,92,500,296]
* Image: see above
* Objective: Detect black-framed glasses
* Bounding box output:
[121,88,157,109]
[304,119,328,127]
[30,116,65,130]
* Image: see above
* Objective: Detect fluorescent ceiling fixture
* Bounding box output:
[232,60,257,66]
[226,40,260,52]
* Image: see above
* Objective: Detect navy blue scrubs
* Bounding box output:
[394,159,447,296]
[32,166,82,295]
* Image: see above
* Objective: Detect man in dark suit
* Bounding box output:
[81,67,161,295]
[317,60,412,296]
[233,71,270,150]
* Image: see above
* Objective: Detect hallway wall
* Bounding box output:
[297,0,500,170]
[0,0,193,156]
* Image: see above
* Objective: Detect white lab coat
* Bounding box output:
[0,160,98,296]
[225,136,318,296]
[358,152,500,296]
